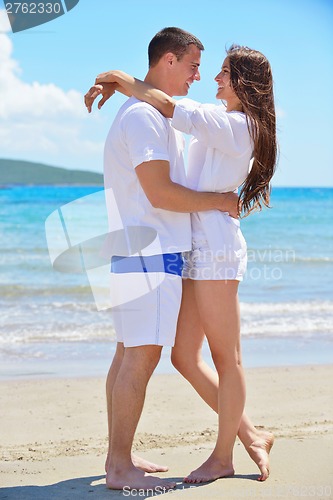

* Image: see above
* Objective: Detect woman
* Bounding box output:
[86,44,277,483]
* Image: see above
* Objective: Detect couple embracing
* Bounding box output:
[84,26,277,492]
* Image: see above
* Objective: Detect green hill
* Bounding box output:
[0,159,103,185]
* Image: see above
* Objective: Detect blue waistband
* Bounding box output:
[111,253,183,276]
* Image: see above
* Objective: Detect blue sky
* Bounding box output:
[0,0,332,186]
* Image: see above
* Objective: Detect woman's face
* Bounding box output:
[215,57,236,102]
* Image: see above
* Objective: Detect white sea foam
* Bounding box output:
[240,300,333,337]
[0,300,332,348]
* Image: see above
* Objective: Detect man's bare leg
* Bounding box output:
[171,280,273,481]
[106,344,175,491]
[105,342,168,474]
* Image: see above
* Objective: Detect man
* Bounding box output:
[85,27,238,491]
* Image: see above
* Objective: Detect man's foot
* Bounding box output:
[246,431,274,481]
[184,454,234,484]
[106,464,176,491]
[105,453,168,473]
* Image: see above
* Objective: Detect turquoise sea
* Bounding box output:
[0,186,332,379]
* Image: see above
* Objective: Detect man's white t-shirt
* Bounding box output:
[104,97,191,256]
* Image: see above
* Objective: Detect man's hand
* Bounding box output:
[220,192,240,219]
[84,83,118,113]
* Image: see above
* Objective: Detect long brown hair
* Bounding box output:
[227,45,278,216]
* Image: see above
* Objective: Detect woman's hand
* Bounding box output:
[95,70,124,85]
[84,83,118,113]
[87,69,174,118]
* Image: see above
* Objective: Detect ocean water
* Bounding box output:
[0,185,332,379]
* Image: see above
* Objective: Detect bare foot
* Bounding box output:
[106,464,176,491]
[105,453,168,473]
[246,431,274,481]
[184,455,234,484]
[132,454,169,473]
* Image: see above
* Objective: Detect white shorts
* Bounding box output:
[110,253,183,347]
[183,238,247,281]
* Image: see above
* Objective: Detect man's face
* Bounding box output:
[169,44,201,96]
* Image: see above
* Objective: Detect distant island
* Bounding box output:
[0,159,103,186]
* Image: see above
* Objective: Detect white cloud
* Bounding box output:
[0,9,105,172]
[0,8,10,31]
[0,10,84,120]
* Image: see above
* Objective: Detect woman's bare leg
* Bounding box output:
[183,280,244,482]
[172,280,273,481]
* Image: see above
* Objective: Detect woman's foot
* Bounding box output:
[184,454,234,484]
[246,431,274,481]
[106,463,175,491]
[105,453,168,474]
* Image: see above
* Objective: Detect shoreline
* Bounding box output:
[0,365,332,498]
[1,335,333,382]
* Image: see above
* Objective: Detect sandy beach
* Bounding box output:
[1,365,332,499]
